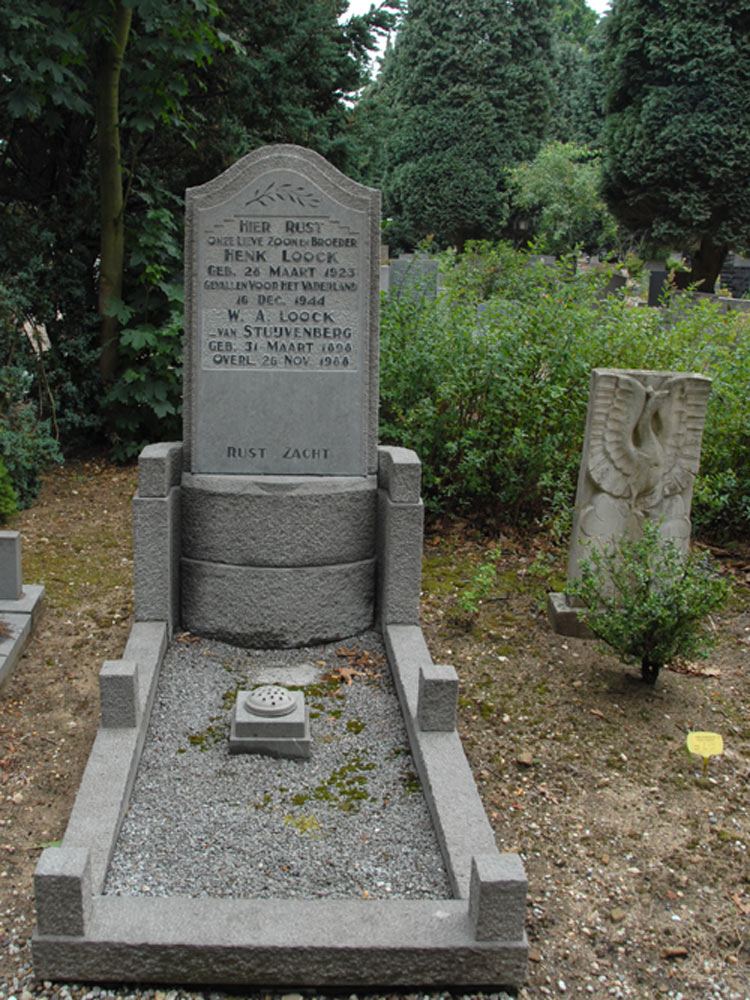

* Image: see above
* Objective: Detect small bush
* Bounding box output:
[378,241,750,536]
[564,521,731,683]
[508,142,619,255]
[0,399,62,508]
[103,200,185,462]
[0,287,64,507]
[0,456,18,525]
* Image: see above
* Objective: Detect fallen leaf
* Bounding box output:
[731,892,750,915]
[326,666,367,686]
[176,632,201,644]
[670,659,721,677]
[590,709,606,719]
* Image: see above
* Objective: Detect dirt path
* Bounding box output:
[1,460,748,999]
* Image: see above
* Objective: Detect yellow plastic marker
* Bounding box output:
[686,731,724,775]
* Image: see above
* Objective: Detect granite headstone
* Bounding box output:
[184,144,379,477]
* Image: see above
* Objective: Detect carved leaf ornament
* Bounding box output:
[246,181,321,209]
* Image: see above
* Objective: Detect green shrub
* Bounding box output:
[378,241,750,537]
[0,282,64,507]
[564,521,731,683]
[508,142,619,255]
[0,456,18,525]
[103,286,184,463]
[0,397,62,508]
[103,199,185,462]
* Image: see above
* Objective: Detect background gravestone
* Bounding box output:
[549,367,711,635]
[388,254,440,301]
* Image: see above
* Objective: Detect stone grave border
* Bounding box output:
[32,446,528,989]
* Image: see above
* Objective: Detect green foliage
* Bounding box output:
[0,0,392,460]
[601,0,750,289]
[0,276,63,507]
[564,521,731,683]
[380,0,554,251]
[103,199,185,461]
[0,457,18,525]
[379,241,750,537]
[548,33,605,148]
[458,546,503,616]
[509,142,618,254]
[552,0,599,46]
[0,402,62,509]
[191,0,399,180]
[103,300,183,463]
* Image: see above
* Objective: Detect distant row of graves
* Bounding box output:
[383,249,750,312]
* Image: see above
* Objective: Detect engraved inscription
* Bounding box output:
[187,148,376,476]
[200,208,361,372]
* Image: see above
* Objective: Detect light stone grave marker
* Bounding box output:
[0,530,44,688]
[185,144,378,476]
[549,367,712,635]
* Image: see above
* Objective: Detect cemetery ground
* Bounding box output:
[1,456,748,1000]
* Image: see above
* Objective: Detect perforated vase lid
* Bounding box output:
[244,684,297,717]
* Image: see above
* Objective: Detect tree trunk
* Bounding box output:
[689,234,729,294]
[641,656,660,684]
[95,2,132,383]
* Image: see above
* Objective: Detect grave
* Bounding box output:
[33,146,528,988]
[0,530,45,689]
[387,253,440,301]
[549,367,712,636]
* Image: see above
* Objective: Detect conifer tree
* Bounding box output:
[381,0,553,251]
[601,0,750,290]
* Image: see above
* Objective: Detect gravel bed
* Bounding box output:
[105,630,451,900]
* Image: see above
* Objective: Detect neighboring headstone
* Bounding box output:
[598,272,627,297]
[0,531,22,600]
[184,144,379,477]
[549,368,712,635]
[388,254,439,301]
[0,531,45,688]
[720,252,750,299]
[648,269,668,306]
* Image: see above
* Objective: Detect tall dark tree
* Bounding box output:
[1,0,224,383]
[0,0,392,456]
[380,0,553,251]
[601,0,750,291]
[548,8,606,147]
[552,0,598,46]
[186,0,398,185]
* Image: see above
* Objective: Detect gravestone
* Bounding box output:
[549,368,712,635]
[180,145,381,647]
[184,146,378,476]
[388,253,440,301]
[648,269,669,306]
[0,531,45,688]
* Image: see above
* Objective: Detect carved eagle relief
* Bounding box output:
[579,371,711,544]
[588,373,709,507]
